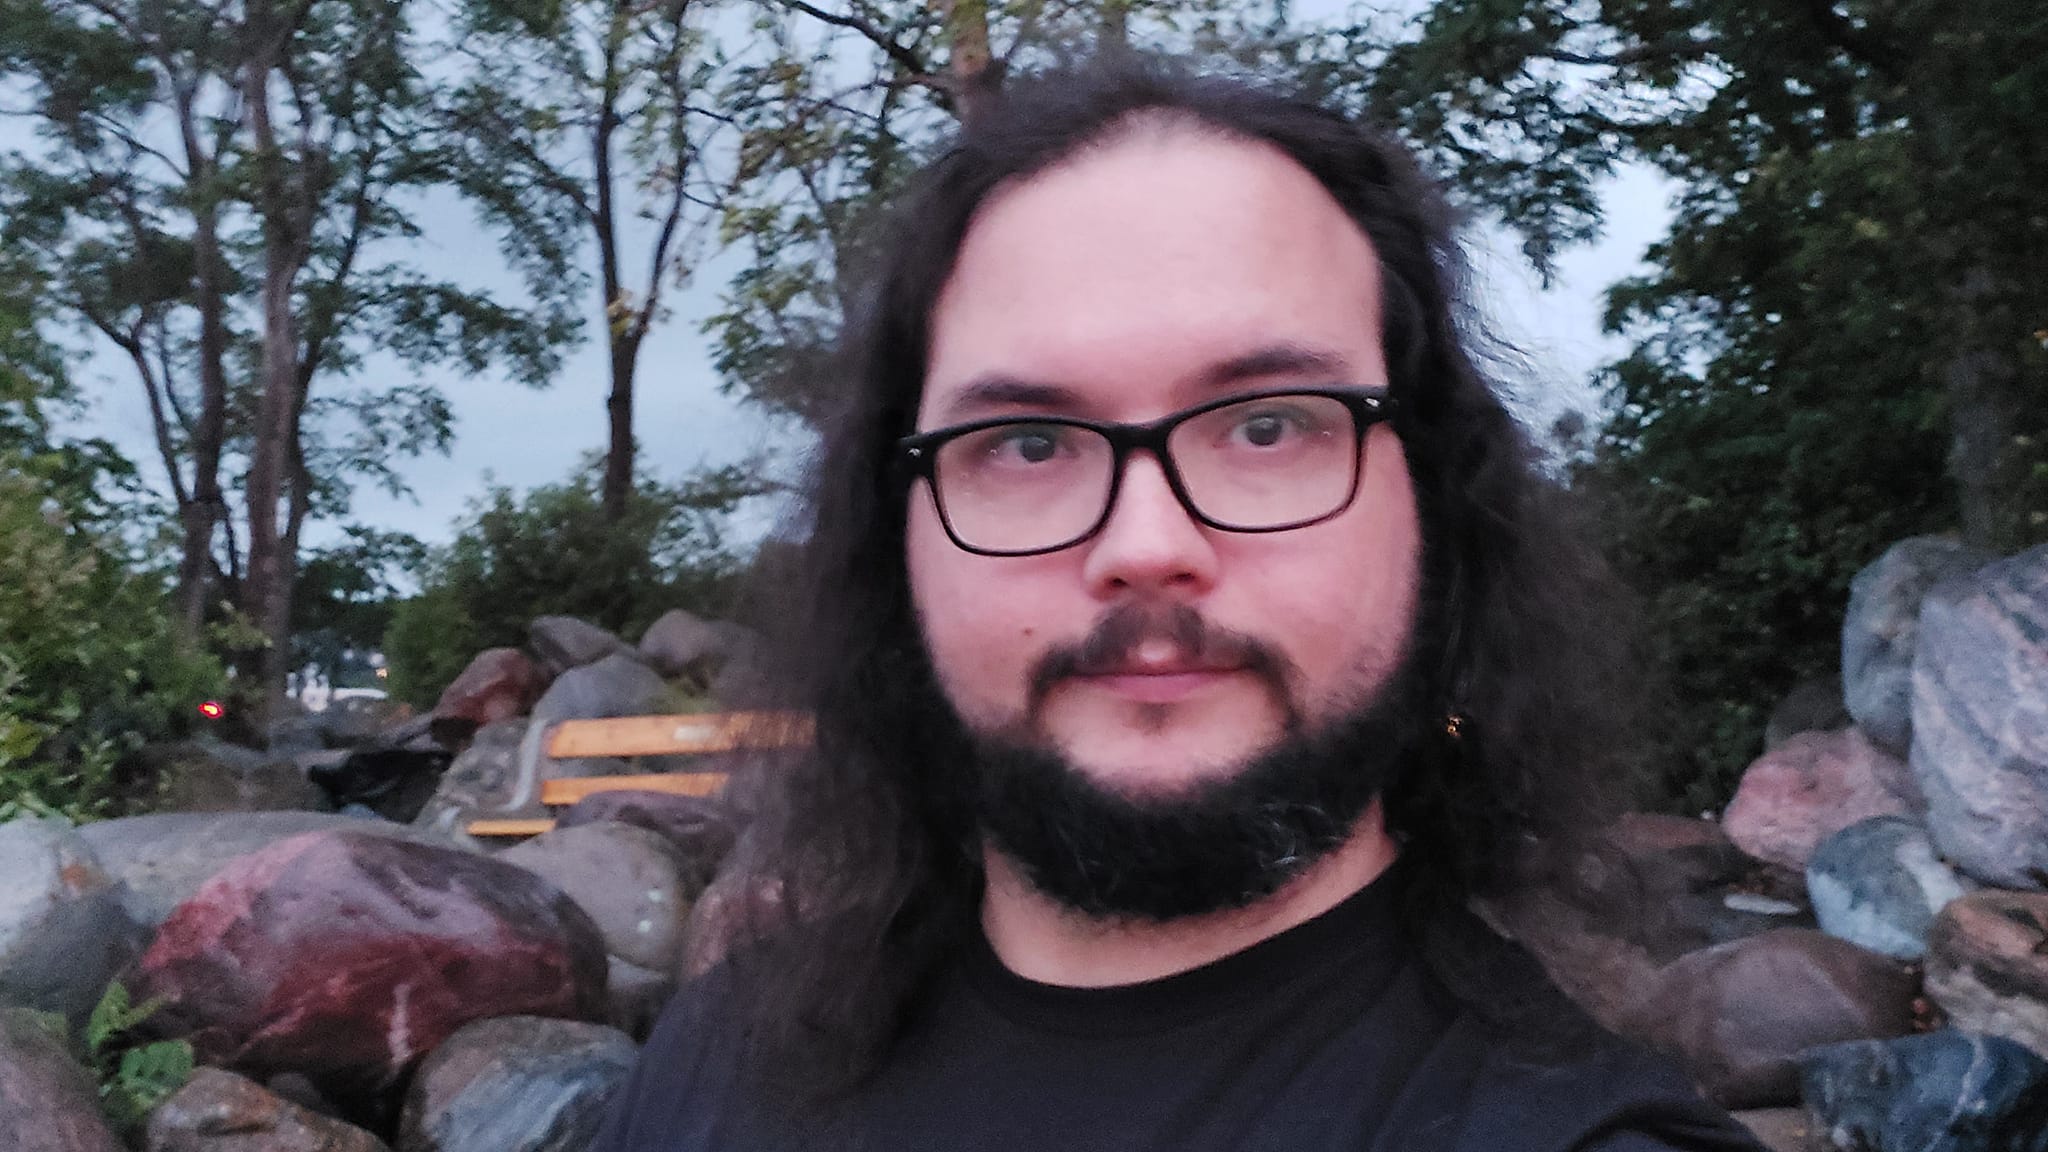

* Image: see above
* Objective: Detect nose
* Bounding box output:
[1079,450,1218,597]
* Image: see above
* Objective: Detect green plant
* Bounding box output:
[74,981,194,1135]
[384,458,772,708]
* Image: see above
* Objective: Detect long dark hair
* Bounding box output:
[725,53,1645,1090]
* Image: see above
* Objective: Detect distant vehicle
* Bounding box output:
[299,684,389,713]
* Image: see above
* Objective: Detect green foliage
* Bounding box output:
[385,459,773,707]
[80,981,195,1136]
[0,471,224,819]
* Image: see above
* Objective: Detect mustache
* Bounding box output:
[1026,601,1296,716]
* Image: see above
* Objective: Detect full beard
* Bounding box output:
[956,604,1430,923]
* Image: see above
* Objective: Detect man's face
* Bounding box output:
[908,126,1422,801]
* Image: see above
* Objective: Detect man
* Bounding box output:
[594,56,1761,1151]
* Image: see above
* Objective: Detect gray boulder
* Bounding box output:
[396,1015,636,1152]
[638,609,729,680]
[1806,815,1972,960]
[528,616,635,678]
[412,719,536,845]
[77,809,457,929]
[137,739,332,814]
[1800,1032,2048,1152]
[500,822,691,972]
[1842,536,1995,753]
[1911,542,2048,889]
[0,818,145,1027]
[0,1006,124,1152]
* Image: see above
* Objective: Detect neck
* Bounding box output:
[979,800,1400,988]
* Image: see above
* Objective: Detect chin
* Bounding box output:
[1057,737,1267,801]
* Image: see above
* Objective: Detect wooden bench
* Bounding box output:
[465,711,810,839]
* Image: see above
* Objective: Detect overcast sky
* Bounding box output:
[13,19,1679,552]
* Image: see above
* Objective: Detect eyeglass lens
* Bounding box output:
[932,393,1359,553]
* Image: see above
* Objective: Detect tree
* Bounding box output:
[706,0,1337,424]
[443,0,734,524]
[2,0,574,716]
[1374,0,2048,803]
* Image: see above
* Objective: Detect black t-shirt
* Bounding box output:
[591,871,1761,1151]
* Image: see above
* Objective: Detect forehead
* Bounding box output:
[922,127,1387,425]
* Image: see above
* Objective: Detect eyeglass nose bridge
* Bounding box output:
[1082,420,1212,547]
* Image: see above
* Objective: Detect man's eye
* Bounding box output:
[1230,410,1311,448]
[991,427,1066,463]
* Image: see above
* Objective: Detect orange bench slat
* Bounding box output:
[543,711,812,759]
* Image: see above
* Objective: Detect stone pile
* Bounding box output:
[1499,537,2048,1152]
[0,609,769,1151]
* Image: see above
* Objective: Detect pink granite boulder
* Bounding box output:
[431,648,543,745]
[133,829,607,1088]
[1722,728,1919,870]
[1620,928,1918,1108]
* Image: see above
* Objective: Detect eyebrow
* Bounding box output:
[930,342,1357,424]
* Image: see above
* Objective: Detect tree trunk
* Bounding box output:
[242,15,308,723]
[1943,268,2020,550]
[603,333,641,520]
[938,0,1002,128]
[175,86,233,637]
[594,8,632,524]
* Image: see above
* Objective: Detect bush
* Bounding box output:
[0,473,224,820]
[384,460,772,708]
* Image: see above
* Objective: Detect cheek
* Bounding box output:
[906,491,1044,725]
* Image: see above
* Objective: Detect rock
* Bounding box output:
[411,720,535,844]
[430,648,543,746]
[133,829,608,1088]
[555,790,739,897]
[395,1016,635,1152]
[604,956,674,1040]
[532,653,667,727]
[527,616,635,678]
[1842,536,1996,753]
[637,609,729,680]
[306,747,454,823]
[1620,928,1919,1108]
[1561,813,1810,963]
[679,859,787,981]
[1765,676,1852,751]
[0,817,146,1027]
[1723,728,1919,871]
[0,1006,125,1152]
[1925,889,2048,1060]
[78,810,461,929]
[1801,1032,2048,1152]
[138,739,334,814]
[1807,815,1973,960]
[144,1067,390,1152]
[1731,1108,1818,1152]
[500,823,690,972]
[1911,542,2048,890]
[268,715,330,758]
[1480,888,1663,1035]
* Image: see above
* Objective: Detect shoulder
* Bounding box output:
[589,972,757,1152]
[1445,1026,1766,1152]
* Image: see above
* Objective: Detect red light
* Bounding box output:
[197,701,225,719]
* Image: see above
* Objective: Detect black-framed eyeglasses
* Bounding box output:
[897,386,1396,557]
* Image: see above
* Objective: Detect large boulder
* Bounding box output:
[1729,1109,1818,1152]
[1620,928,1919,1108]
[0,1006,125,1152]
[395,1016,635,1152]
[1924,889,2048,1060]
[78,810,461,929]
[0,818,146,1027]
[144,1067,390,1152]
[1556,813,1809,963]
[500,823,690,972]
[1800,1032,2048,1152]
[1842,536,1996,753]
[1807,815,1973,960]
[527,617,635,679]
[411,720,534,845]
[555,790,739,897]
[137,739,333,814]
[430,649,543,746]
[133,829,608,1089]
[638,610,733,681]
[1723,728,1918,871]
[1911,542,2048,889]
